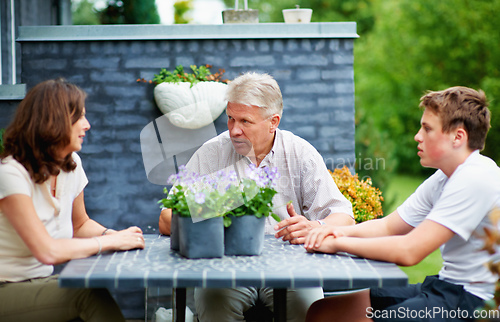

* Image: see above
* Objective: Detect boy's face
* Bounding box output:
[414,109,455,169]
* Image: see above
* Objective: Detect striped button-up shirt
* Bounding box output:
[186,129,353,234]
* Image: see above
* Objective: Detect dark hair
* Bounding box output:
[419,86,491,151]
[0,78,87,183]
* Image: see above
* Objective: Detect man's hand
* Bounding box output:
[304,225,345,252]
[274,203,320,244]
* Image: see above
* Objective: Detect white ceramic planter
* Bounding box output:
[154,81,228,129]
[282,8,312,23]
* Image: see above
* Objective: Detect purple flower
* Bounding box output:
[194,192,205,204]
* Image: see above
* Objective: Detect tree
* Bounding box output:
[72,0,100,25]
[97,0,160,24]
[222,0,375,34]
[355,0,500,175]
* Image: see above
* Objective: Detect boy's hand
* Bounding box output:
[304,225,345,251]
[305,235,340,254]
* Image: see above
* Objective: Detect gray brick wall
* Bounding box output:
[11,32,355,233]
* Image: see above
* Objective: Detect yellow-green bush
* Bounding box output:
[330,166,384,223]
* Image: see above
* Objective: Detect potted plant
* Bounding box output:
[223,164,280,256]
[139,64,229,130]
[329,166,384,223]
[159,164,280,258]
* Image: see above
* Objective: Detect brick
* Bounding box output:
[104,86,144,97]
[90,71,136,84]
[271,69,292,80]
[74,57,120,69]
[27,58,68,70]
[300,39,312,51]
[292,126,317,139]
[335,82,355,94]
[329,39,340,51]
[321,68,354,80]
[313,39,326,51]
[343,39,355,51]
[283,54,328,66]
[202,40,216,52]
[217,40,229,51]
[258,40,270,52]
[333,52,354,65]
[230,55,275,67]
[272,39,285,52]
[318,96,354,108]
[296,67,321,80]
[175,57,195,68]
[283,82,333,95]
[245,40,256,51]
[318,126,343,138]
[105,113,150,126]
[283,97,316,110]
[333,137,354,151]
[124,57,170,69]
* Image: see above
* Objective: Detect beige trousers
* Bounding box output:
[194,287,324,322]
[0,275,125,322]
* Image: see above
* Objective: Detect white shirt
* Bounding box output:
[398,151,500,300]
[0,153,88,282]
[186,129,353,234]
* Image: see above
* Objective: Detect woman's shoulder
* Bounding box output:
[0,156,28,176]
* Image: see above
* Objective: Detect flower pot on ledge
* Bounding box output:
[222,9,259,24]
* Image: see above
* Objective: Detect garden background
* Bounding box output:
[72,0,500,282]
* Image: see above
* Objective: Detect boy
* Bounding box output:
[304,86,500,321]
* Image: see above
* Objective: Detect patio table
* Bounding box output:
[59,234,408,322]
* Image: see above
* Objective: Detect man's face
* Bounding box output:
[414,109,455,169]
[226,102,277,161]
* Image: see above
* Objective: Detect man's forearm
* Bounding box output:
[323,212,355,227]
[159,208,172,235]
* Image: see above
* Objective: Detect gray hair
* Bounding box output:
[225,72,283,117]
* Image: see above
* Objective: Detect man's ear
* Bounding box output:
[453,128,468,148]
[270,114,281,133]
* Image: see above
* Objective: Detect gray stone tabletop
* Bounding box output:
[59,234,407,290]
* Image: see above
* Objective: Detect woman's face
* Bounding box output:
[60,108,91,158]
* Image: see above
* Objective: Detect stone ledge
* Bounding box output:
[0,84,26,100]
[18,22,358,42]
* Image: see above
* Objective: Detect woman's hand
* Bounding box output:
[102,226,145,252]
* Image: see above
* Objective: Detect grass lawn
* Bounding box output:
[383,174,443,284]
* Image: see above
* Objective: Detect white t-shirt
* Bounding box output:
[398,151,500,300]
[186,129,353,234]
[0,153,88,282]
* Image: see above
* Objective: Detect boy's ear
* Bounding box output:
[453,128,468,147]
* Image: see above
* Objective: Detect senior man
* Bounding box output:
[159,72,354,321]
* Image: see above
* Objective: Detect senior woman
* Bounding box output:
[0,79,144,321]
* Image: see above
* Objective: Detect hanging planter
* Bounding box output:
[154,81,228,129]
[139,64,229,130]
